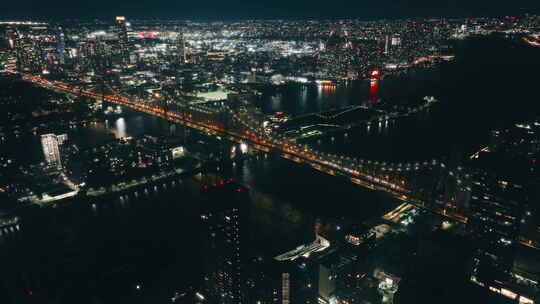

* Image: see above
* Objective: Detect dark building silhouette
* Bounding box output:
[199,180,249,304]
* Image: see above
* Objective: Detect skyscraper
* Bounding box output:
[41,134,64,169]
[200,181,248,304]
[56,26,67,64]
[468,172,525,287]
[115,16,130,65]
[176,28,187,64]
[13,32,25,72]
[13,32,45,73]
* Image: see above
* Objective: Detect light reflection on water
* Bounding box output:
[114,117,127,138]
[270,95,281,112]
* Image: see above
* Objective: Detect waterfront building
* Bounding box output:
[41,134,64,169]
[200,181,248,304]
[468,176,523,278]
[468,172,532,300]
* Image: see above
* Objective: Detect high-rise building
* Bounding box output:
[468,172,525,286]
[115,16,130,65]
[41,134,65,169]
[13,32,45,73]
[200,180,248,304]
[244,256,280,304]
[13,32,25,72]
[268,259,318,304]
[56,26,67,64]
[176,28,187,64]
[80,38,113,74]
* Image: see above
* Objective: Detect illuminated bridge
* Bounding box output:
[14,71,468,223]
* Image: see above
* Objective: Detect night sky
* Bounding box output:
[2,0,540,20]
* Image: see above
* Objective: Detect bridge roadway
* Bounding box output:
[16,71,468,223]
[291,105,375,121]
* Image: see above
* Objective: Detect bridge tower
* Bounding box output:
[161,84,189,144]
[98,73,107,106]
[97,72,116,109]
[154,91,175,137]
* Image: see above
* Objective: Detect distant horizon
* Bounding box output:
[1,12,540,23]
[2,0,539,21]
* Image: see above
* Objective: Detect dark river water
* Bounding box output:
[1,35,540,303]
